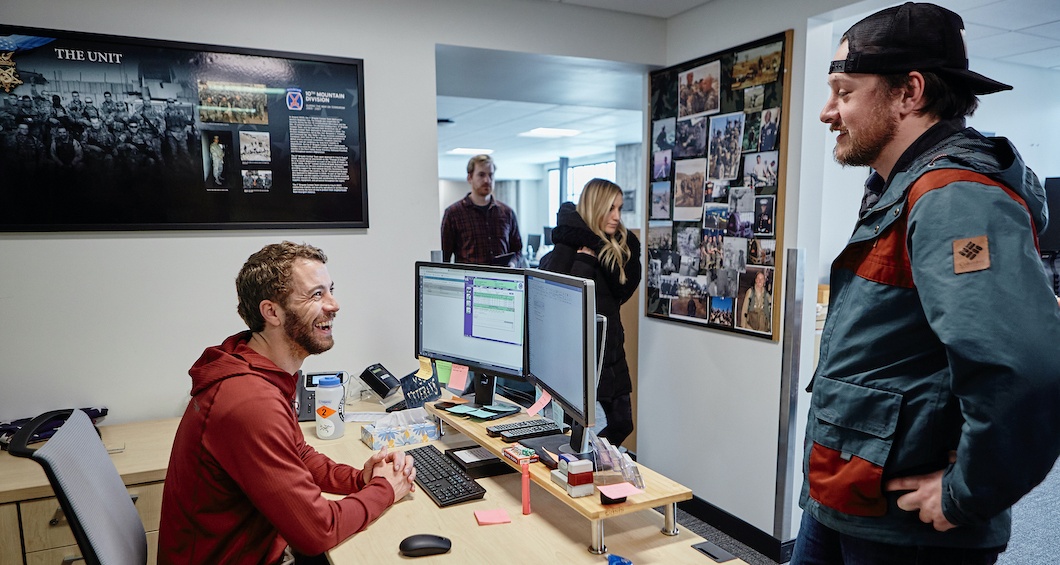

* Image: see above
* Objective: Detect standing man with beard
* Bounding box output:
[793,4,1060,564]
[160,242,416,565]
[440,154,523,265]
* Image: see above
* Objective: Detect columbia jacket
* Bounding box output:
[801,126,1060,547]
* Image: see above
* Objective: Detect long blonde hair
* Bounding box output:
[576,179,631,283]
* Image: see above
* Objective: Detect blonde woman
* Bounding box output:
[538,179,641,447]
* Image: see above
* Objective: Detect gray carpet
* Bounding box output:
[997,461,1060,565]
[675,461,1060,564]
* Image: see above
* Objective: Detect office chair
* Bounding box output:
[9,409,148,565]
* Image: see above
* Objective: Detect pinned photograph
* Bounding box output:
[731,40,783,90]
[742,151,779,191]
[678,60,721,118]
[675,222,702,258]
[742,111,762,152]
[749,238,776,266]
[701,229,724,271]
[674,158,706,221]
[673,296,707,319]
[759,107,780,151]
[675,115,707,159]
[744,85,765,112]
[647,221,674,255]
[706,179,729,202]
[706,267,738,298]
[723,237,749,273]
[652,118,676,153]
[659,274,681,299]
[647,288,671,316]
[753,195,775,236]
[737,266,774,333]
[707,112,745,181]
[653,149,673,180]
[703,203,729,231]
[648,258,662,288]
[659,251,681,277]
[650,181,672,220]
[708,296,735,328]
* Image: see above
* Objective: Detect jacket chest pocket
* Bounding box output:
[808,376,902,517]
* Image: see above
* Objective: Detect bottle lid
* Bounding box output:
[318,375,341,387]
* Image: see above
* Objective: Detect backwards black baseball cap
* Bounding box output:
[829,2,1011,95]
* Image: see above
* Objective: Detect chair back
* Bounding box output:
[9,409,148,565]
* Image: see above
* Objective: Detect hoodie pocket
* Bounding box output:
[808,376,902,517]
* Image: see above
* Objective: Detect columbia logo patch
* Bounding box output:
[953,235,990,274]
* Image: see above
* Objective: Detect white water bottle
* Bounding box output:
[315,376,345,439]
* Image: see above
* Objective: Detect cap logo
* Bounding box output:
[829,60,847,73]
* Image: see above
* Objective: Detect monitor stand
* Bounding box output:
[461,372,520,416]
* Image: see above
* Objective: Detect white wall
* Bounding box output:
[641,0,869,538]
[0,0,665,428]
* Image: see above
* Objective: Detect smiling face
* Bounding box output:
[820,41,900,169]
[279,258,339,357]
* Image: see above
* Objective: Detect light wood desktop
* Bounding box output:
[0,400,746,565]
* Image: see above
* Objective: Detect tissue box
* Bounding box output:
[360,421,439,449]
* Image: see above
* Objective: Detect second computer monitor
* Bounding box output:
[415,262,526,406]
[525,268,598,454]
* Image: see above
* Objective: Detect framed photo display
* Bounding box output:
[645,30,791,340]
[0,24,369,230]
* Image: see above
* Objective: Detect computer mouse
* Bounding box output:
[399,533,452,557]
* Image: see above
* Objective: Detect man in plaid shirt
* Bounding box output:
[441,154,523,265]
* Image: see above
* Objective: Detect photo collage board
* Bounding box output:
[645,31,791,340]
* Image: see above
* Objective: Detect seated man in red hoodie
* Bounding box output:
[159,241,416,564]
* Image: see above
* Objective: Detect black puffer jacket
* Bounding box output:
[539,202,641,398]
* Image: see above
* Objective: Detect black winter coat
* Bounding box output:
[539,202,641,398]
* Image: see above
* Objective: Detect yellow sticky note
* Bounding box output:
[448,364,469,391]
[435,360,453,385]
[416,356,433,379]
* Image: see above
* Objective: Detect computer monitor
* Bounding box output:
[524,268,598,454]
[542,226,554,247]
[527,234,542,251]
[1040,178,1060,254]
[415,262,526,407]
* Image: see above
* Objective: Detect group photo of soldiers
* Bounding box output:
[1,84,199,192]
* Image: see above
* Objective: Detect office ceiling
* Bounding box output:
[437,0,1060,180]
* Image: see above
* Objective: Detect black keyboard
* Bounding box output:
[406,444,487,507]
[486,418,552,437]
[500,421,564,442]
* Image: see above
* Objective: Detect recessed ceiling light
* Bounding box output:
[518,128,581,138]
[447,148,494,155]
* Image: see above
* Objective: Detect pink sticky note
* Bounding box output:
[448,364,469,391]
[597,482,644,499]
[527,390,552,416]
[474,508,511,525]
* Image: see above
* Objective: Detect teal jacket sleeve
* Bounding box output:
[907,179,1060,526]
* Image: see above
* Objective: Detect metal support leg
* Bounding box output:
[662,502,680,536]
[589,520,607,554]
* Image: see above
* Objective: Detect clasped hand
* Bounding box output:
[362,447,416,502]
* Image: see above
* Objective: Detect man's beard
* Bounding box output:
[284,312,334,356]
[833,92,899,167]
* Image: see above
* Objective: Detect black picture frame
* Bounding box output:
[644,30,792,341]
[0,24,369,231]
